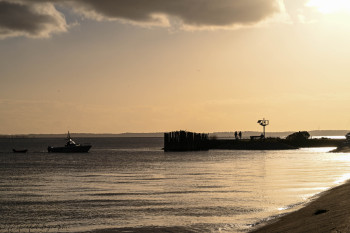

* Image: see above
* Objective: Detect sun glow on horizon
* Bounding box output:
[306,0,350,14]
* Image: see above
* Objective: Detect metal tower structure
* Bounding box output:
[257,118,269,138]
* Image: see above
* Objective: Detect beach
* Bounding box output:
[251,180,350,233]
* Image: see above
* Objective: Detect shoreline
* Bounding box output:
[250,180,350,233]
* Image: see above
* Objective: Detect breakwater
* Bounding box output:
[209,139,297,150]
[164,131,209,151]
[210,138,344,150]
[164,132,345,151]
[282,138,343,148]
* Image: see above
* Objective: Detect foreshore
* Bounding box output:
[251,180,350,233]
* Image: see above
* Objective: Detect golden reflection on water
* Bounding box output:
[245,147,350,226]
[3,145,350,232]
[302,147,336,153]
[334,173,350,184]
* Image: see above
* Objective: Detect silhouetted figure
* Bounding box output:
[234,131,238,139]
[239,131,242,139]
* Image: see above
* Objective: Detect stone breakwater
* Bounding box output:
[210,138,343,150]
[164,131,344,152]
[164,131,209,151]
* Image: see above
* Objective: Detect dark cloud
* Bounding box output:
[74,0,282,27]
[0,1,67,38]
[0,0,284,39]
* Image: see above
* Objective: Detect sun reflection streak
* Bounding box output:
[334,173,350,184]
[302,147,335,153]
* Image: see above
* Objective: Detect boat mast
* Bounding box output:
[67,131,71,140]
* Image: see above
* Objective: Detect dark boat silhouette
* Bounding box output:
[48,132,91,153]
[12,149,28,153]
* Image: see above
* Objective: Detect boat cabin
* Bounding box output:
[66,138,77,147]
[346,133,350,142]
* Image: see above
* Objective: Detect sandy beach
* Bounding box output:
[251,181,350,233]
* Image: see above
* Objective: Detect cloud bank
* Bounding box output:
[0,1,67,38]
[0,0,284,39]
[73,0,282,26]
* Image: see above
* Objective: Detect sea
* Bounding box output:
[1,137,350,233]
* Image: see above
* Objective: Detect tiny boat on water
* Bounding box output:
[48,132,91,153]
[13,149,28,153]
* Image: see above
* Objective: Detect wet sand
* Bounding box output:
[86,226,197,233]
[251,180,350,233]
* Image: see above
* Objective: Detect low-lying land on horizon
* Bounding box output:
[0,130,348,138]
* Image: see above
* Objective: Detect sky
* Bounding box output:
[1,0,350,134]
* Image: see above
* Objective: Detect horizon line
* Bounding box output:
[1,129,349,136]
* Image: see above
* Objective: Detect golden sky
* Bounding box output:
[1,0,350,134]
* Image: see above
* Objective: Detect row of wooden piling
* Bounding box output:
[164,131,209,152]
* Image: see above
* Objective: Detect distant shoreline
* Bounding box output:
[0,133,165,138]
[0,130,349,138]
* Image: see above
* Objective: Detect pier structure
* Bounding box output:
[164,130,209,152]
[163,127,344,152]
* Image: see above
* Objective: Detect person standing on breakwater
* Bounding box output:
[234,131,238,139]
[239,131,242,139]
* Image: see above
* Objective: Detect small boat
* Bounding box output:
[48,132,91,153]
[13,149,28,153]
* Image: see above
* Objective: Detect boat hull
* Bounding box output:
[13,149,28,153]
[48,145,91,153]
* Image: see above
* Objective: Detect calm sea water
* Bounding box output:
[1,137,350,233]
